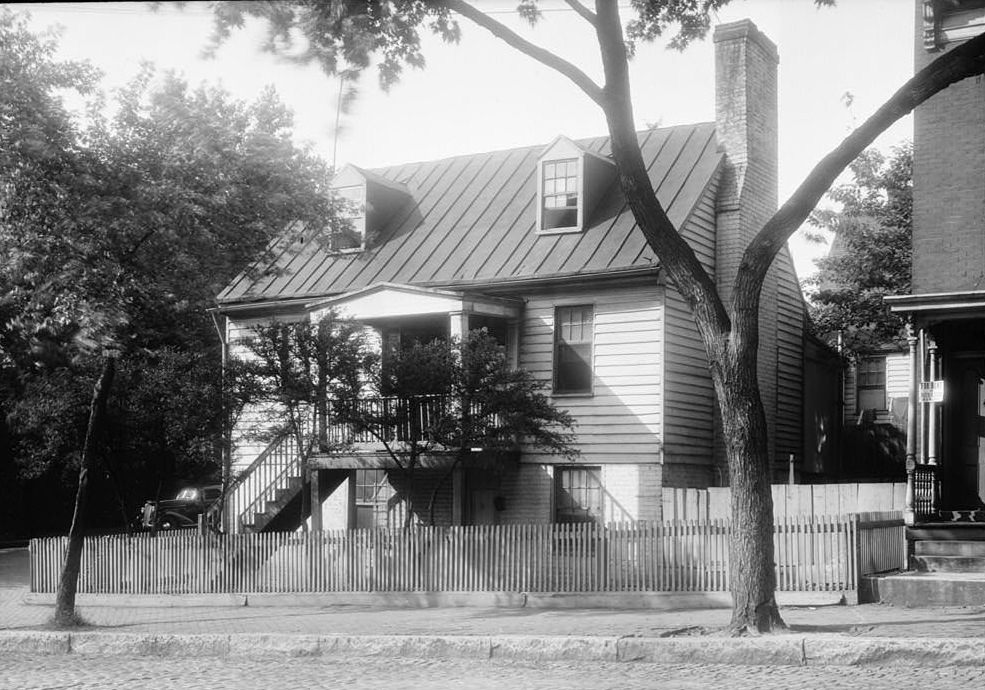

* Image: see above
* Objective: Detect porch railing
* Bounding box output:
[322,395,504,447]
[323,395,447,445]
[29,513,904,596]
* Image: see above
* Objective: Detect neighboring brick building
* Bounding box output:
[885,1,985,523]
[214,21,817,534]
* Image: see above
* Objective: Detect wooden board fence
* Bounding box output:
[30,514,904,596]
[663,483,907,521]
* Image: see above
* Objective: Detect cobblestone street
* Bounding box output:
[2,654,984,690]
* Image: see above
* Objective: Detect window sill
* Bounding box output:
[551,392,593,399]
[536,226,582,236]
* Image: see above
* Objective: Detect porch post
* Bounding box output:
[926,338,939,513]
[309,468,322,532]
[506,319,520,370]
[452,466,464,525]
[449,311,469,340]
[904,323,918,526]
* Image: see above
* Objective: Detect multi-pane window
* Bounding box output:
[542,158,579,229]
[555,466,603,524]
[354,469,393,529]
[331,185,366,252]
[553,305,593,394]
[857,356,887,411]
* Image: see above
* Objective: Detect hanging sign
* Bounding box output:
[918,380,945,403]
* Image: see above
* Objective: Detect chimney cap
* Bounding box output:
[713,19,779,63]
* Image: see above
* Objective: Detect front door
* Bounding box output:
[951,357,985,509]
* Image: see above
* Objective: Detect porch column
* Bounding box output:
[506,318,520,370]
[449,311,469,340]
[904,324,918,525]
[926,338,939,513]
[309,468,322,532]
[452,466,464,525]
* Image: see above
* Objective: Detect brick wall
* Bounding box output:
[912,2,985,293]
[713,20,782,466]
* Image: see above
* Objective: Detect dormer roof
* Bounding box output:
[218,122,722,307]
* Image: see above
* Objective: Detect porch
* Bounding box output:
[885,290,985,525]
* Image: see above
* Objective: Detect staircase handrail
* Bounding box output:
[210,413,313,533]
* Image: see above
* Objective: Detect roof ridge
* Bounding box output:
[366,122,716,178]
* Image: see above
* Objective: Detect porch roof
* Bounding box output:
[307,282,523,322]
[885,290,985,324]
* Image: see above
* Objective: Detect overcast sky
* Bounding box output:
[23,1,916,278]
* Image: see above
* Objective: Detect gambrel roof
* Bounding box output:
[218,122,722,306]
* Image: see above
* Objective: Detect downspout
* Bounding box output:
[211,310,231,533]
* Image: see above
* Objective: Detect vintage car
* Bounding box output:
[137,485,222,531]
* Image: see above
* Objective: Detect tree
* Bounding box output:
[205,1,985,633]
[0,7,339,624]
[806,144,913,355]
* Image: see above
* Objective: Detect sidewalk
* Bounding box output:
[2,584,983,666]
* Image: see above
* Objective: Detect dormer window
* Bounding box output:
[332,184,366,253]
[328,164,411,254]
[536,136,616,235]
[542,159,580,230]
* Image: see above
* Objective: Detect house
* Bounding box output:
[213,20,817,534]
[883,0,985,526]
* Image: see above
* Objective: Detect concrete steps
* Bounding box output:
[863,521,985,606]
[861,571,985,607]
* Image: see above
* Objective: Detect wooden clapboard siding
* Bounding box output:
[774,244,805,461]
[884,353,910,428]
[661,181,719,468]
[518,285,663,464]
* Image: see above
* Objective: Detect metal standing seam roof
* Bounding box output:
[218,123,722,306]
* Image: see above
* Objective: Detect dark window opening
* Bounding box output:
[553,305,593,394]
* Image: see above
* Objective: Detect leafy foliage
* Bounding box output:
[805,144,912,354]
[206,1,460,91]
[0,7,337,533]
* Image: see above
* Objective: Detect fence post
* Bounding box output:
[848,513,861,605]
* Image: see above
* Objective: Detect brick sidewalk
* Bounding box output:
[2,586,983,639]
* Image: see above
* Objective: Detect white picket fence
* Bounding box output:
[30,513,904,596]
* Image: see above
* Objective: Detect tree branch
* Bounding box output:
[734,30,985,312]
[592,0,731,341]
[441,0,605,106]
[563,0,597,27]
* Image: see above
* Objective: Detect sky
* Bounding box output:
[22,1,917,279]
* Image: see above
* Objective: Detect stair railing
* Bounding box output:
[211,413,313,533]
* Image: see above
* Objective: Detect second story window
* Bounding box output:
[332,185,366,252]
[542,158,579,230]
[857,356,887,411]
[554,304,593,395]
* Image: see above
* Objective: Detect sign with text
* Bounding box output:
[919,380,945,403]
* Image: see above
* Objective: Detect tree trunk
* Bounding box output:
[53,355,115,627]
[711,346,784,634]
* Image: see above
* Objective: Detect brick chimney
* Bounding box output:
[713,20,781,466]
[713,19,779,300]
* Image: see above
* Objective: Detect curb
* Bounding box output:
[0,631,981,667]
